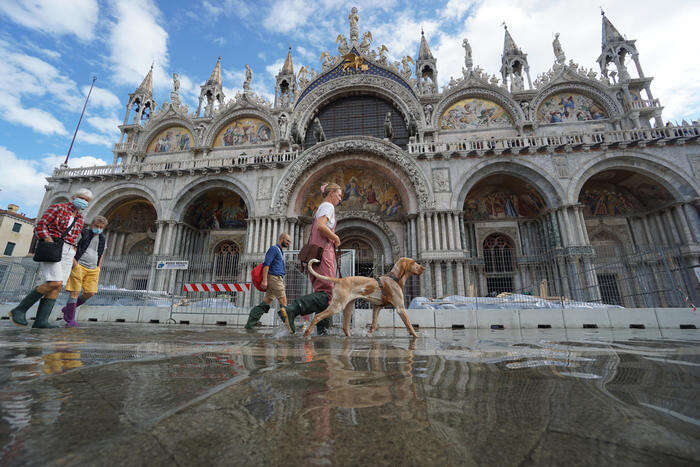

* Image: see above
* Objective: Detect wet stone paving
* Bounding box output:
[0,322,698,466]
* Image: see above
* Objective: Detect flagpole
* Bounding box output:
[63,76,97,166]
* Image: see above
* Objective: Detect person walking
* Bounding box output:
[282,182,342,334]
[61,216,108,327]
[8,189,92,328]
[245,233,292,330]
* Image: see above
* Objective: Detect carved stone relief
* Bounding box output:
[432,167,451,192]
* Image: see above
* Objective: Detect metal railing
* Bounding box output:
[51,150,300,179]
[415,244,699,310]
[407,125,700,155]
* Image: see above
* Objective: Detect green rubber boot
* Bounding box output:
[32,297,59,329]
[285,292,331,334]
[9,289,43,326]
[245,302,270,329]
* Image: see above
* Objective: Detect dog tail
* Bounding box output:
[307,259,341,284]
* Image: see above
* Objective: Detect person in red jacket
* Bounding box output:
[8,188,92,328]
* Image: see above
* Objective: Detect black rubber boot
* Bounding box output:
[32,297,59,329]
[245,302,270,329]
[9,289,43,326]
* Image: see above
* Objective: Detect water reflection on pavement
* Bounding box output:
[0,323,698,465]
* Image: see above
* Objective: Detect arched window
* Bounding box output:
[214,241,239,280]
[483,234,515,273]
[304,95,409,148]
[483,233,515,295]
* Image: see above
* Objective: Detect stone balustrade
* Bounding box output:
[51,150,300,180]
[112,142,136,153]
[407,125,699,156]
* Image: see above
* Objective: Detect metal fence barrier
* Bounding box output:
[0,244,697,320]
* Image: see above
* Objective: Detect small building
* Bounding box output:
[0,204,36,257]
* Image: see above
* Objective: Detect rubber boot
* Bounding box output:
[61,302,78,328]
[245,302,270,329]
[32,298,59,329]
[8,289,43,326]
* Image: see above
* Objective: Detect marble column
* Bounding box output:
[434,262,443,298]
[663,209,681,245]
[426,213,434,251]
[419,212,427,252]
[654,212,669,246]
[674,205,693,244]
[445,261,454,296]
[433,213,441,250]
[577,206,590,245]
[446,213,455,250]
[272,218,279,245]
[684,203,700,243]
[422,260,433,297]
[409,216,417,258]
[456,262,466,296]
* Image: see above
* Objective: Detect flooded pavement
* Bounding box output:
[0,322,698,466]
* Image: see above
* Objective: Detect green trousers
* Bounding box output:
[285,291,332,334]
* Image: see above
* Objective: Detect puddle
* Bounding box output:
[0,322,698,465]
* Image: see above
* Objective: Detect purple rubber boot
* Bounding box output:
[62,302,78,328]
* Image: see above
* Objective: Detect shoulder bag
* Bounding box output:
[33,217,77,263]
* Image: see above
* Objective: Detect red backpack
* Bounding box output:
[251,263,266,291]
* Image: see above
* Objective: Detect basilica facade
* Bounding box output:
[41,9,700,308]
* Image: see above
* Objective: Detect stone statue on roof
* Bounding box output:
[244,64,252,91]
[462,38,473,70]
[349,7,359,44]
[553,33,565,64]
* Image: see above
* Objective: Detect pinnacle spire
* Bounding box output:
[418,29,434,60]
[502,24,520,54]
[207,56,222,85]
[281,46,294,75]
[136,64,153,95]
[601,13,625,48]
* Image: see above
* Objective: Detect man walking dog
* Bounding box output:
[245,233,291,330]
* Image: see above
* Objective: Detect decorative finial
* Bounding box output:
[502,21,507,30]
[218,55,221,60]
[600,6,605,16]
[421,27,424,36]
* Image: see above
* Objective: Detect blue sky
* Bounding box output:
[1,0,699,217]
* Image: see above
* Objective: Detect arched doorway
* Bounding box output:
[463,173,548,297]
[213,241,240,281]
[577,168,692,307]
[100,197,158,290]
[483,233,516,295]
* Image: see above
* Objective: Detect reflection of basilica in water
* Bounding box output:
[42,8,699,306]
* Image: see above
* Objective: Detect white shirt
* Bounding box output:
[315,202,336,229]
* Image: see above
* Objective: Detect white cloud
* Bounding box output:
[108,0,170,90]
[86,115,121,136]
[0,0,99,41]
[262,0,310,33]
[85,86,121,110]
[0,147,106,213]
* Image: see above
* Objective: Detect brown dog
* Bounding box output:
[305,257,425,337]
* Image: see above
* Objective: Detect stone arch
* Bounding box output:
[203,107,278,148]
[273,136,433,215]
[532,81,623,125]
[137,117,196,153]
[169,176,256,222]
[47,191,72,205]
[452,159,565,211]
[292,75,423,137]
[335,212,399,260]
[434,86,524,130]
[87,184,163,221]
[568,152,700,204]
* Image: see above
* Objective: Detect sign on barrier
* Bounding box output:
[156,261,189,270]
